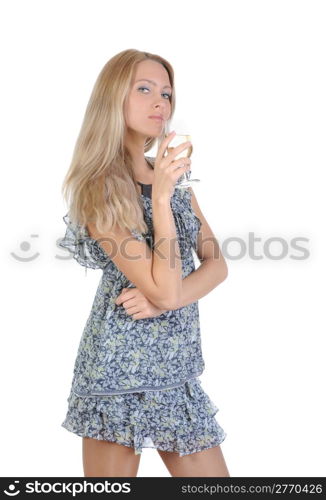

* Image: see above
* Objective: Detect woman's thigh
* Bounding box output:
[157,444,230,477]
[82,437,141,477]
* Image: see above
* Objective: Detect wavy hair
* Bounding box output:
[61,49,176,236]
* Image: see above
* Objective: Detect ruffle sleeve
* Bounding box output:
[59,213,111,270]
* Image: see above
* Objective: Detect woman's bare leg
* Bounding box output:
[82,437,141,477]
[157,444,230,477]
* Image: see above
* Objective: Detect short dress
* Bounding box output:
[59,157,227,456]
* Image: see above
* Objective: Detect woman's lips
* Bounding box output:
[149,116,163,122]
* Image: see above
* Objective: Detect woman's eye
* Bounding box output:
[138,86,171,100]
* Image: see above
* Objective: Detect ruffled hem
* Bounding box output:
[61,378,227,456]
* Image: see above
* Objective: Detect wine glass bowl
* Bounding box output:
[164,133,200,189]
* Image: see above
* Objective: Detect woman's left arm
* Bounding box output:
[172,187,228,310]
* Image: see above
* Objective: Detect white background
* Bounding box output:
[1,0,325,477]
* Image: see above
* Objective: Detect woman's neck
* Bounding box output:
[134,156,154,185]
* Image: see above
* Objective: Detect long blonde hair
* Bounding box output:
[61,49,176,235]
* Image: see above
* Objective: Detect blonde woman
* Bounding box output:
[59,49,230,477]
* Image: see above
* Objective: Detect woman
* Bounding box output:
[59,49,230,477]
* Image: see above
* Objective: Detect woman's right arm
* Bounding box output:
[87,133,191,310]
[150,192,183,309]
[87,200,181,310]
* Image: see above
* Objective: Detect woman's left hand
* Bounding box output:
[115,287,168,320]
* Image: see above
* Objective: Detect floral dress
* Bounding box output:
[59,157,227,456]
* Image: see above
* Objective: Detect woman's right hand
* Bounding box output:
[152,131,192,201]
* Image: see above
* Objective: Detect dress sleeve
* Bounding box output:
[183,187,202,232]
[172,188,202,254]
[59,214,111,270]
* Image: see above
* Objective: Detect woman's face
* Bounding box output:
[124,59,172,141]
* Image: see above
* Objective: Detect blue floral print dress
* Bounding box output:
[59,157,227,456]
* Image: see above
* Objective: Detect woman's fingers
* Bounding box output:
[156,130,176,163]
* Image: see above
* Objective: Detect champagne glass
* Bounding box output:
[163,119,200,188]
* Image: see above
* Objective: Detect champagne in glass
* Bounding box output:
[163,120,200,188]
